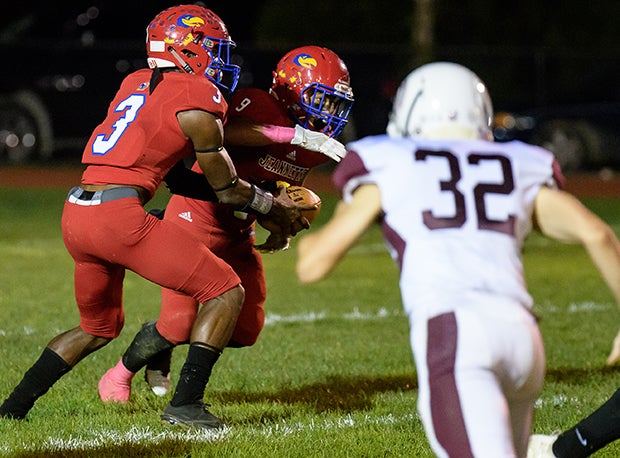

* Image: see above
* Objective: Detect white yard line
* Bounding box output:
[263,306,403,326]
[0,301,612,338]
[0,413,419,454]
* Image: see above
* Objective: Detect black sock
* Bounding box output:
[0,347,71,419]
[170,343,221,407]
[122,321,175,373]
[553,387,620,458]
[146,347,173,373]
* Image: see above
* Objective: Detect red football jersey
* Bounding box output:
[159,87,335,346]
[81,69,228,197]
[224,87,330,185]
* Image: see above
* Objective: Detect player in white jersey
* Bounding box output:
[296,62,620,457]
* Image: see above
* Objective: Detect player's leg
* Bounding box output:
[144,290,200,396]
[452,306,544,458]
[413,311,476,458]
[113,215,243,427]
[504,314,545,457]
[142,195,211,395]
[1,257,124,418]
[1,197,129,419]
[142,241,266,392]
[145,229,265,395]
[99,288,199,402]
[226,241,267,347]
[552,387,620,458]
[161,284,245,428]
[97,214,231,404]
[415,308,536,457]
[134,196,257,396]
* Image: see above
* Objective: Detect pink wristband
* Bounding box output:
[261,125,295,143]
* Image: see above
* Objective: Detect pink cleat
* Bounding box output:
[98,359,135,403]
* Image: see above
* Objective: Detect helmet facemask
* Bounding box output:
[293,82,354,138]
[199,36,240,93]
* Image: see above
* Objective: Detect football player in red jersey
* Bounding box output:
[0,5,310,429]
[98,45,354,405]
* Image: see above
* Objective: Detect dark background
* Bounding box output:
[1,1,619,168]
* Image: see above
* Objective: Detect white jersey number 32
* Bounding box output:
[416,149,516,236]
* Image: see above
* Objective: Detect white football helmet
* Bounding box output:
[386,62,493,140]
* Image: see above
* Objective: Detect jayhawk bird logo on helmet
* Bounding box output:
[293,54,318,70]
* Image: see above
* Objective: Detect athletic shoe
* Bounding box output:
[98,359,134,403]
[161,402,223,429]
[527,434,558,458]
[144,347,172,396]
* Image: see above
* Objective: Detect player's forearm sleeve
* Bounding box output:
[261,124,295,143]
[163,161,218,202]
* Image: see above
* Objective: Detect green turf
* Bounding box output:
[1,187,620,457]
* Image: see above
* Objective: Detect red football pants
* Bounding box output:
[61,195,240,338]
[155,195,267,347]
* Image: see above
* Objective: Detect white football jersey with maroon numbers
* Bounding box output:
[335,135,561,321]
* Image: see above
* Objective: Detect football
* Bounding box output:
[286,185,321,224]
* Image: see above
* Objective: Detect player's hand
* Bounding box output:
[254,198,299,253]
[274,182,314,237]
[606,328,620,365]
[262,183,312,237]
[254,232,292,253]
[291,125,346,162]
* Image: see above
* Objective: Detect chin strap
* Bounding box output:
[167,46,194,74]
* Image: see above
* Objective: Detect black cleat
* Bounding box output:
[161,402,224,429]
[0,396,31,420]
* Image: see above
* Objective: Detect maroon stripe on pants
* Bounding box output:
[427,312,474,458]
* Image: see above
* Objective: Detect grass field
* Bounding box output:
[1,185,620,457]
